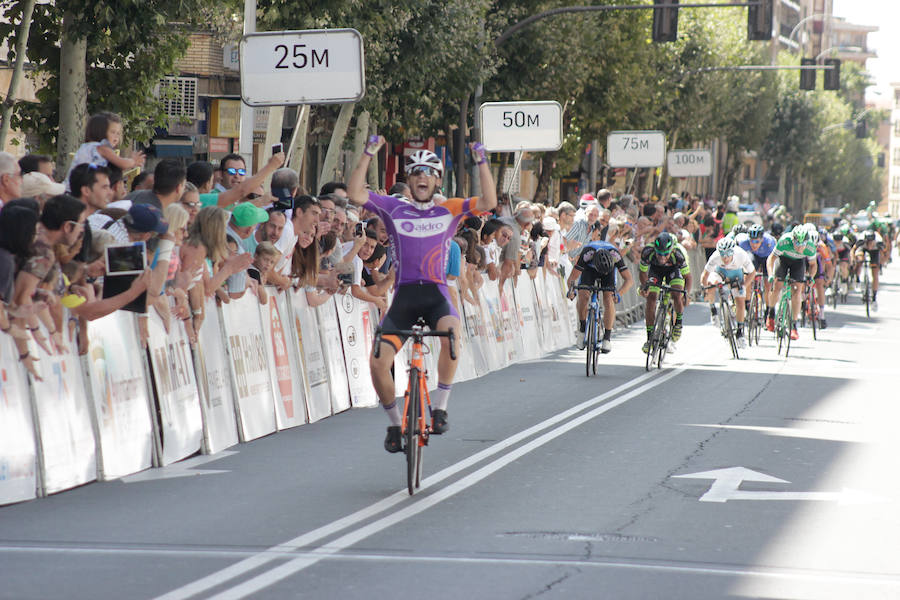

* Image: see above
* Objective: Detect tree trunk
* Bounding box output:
[495,152,508,198]
[350,109,370,179]
[366,119,379,189]
[318,102,355,187]
[0,0,36,150]
[534,151,555,203]
[57,11,88,176]
[287,105,309,186]
[455,94,469,197]
[659,129,678,200]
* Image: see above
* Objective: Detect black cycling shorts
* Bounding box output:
[773,256,806,282]
[646,263,685,289]
[752,254,768,277]
[379,283,457,351]
[578,267,616,291]
[862,249,880,267]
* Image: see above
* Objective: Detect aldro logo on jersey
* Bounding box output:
[394,214,453,238]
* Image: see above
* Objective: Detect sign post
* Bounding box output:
[240,29,365,106]
[667,149,712,177]
[479,101,563,195]
[607,130,667,168]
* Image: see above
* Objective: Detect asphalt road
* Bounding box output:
[2,263,899,600]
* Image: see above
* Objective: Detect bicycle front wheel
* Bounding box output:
[722,299,739,359]
[405,369,420,495]
[591,316,601,375]
[585,307,595,377]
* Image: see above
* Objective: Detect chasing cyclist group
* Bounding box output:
[566,210,894,355]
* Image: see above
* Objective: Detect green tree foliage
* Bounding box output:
[0,0,234,154]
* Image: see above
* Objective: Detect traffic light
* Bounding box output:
[877,153,885,168]
[800,58,816,90]
[606,171,616,187]
[824,58,841,91]
[856,120,867,139]
[748,0,773,41]
[652,0,679,43]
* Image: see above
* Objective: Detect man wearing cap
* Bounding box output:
[21,170,65,206]
[226,202,269,298]
[104,203,169,245]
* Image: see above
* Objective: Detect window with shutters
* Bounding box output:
[157,77,198,120]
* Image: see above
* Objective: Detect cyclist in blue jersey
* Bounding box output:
[738,224,777,330]
[565,221,634,353]
[348,135,497,453]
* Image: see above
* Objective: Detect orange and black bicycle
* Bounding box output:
[374,318,456,495]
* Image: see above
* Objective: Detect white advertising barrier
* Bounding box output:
[221,294,277,441]
[514,276,543,361]
[0,334,37,505]
[477,280,508,371]
[543,273,571,351]
[29,326,96,495]
[501,279,525,363]
[145,310,203,466]
[261,290,308,428]
[452,304,478,383]
[194,297,240,454]
[461,299,489,378]
[532,271,553,352]
[317,298,351,414]
[335,293,377,408]
[84,311,154,479]
[290,291,330,422]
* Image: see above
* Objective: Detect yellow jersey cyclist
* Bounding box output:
[565,223,634,353]
[638,232,692,353]
[766,225,818,341]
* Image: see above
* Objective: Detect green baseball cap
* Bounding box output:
[231,202,269,227]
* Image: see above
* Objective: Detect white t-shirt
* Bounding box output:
[341,241,363,286]
[704,246,754,280]
[274,218,297,276]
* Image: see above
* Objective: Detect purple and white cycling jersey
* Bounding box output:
[365,192,475,287]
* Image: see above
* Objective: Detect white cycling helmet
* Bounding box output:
[808,229,819,244]
[716,237,736,256]
[405,150,443,177]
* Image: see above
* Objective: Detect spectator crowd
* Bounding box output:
[0,111,748,380]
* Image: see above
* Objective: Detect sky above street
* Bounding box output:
[832,0,899,103]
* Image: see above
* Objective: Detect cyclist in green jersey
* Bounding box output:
[766,227,818,340]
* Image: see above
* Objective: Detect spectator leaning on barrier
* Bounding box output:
[178,182,201,226]
[69,163,113,230]
[499,205,533,290]
[565,201,599,257]
[556,201,576,235]
[225,202,269,299]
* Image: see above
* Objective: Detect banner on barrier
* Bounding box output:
[514,277,543,360]
[461,299,488,378]
[29,329,97,495]
[261,291,309,428]
[221,294,277,441]
[335,293,377,408]
[501,279,524,363]
[477,281,507,371]
[0,334,37,505]
[85,311,153,479]
[317,298,351,413]
[290,291,330,422]
[194,298,240,454]
[146,310,203,465]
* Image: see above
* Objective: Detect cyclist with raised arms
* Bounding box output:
[638,231,692,354]
[348,135,496,453]
[766,226,818,341]
[701,237,755,347]
[738,224,777,330]
[565,221,634,353]
[853,229,884,311]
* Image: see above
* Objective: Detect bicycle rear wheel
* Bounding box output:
[405,369,420,495]
[591,316,601,375]
[656,301,674,369]
[748,290,760,346]
[810,291,817,341]
[863,272,871,318]
[783,302,792,358]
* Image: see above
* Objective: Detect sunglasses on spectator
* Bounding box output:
[226,167,246,176]
[407,166,439,178]
[181,201,200,208]
[246,193,262,200]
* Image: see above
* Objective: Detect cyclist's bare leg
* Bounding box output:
[602,291,616,332]
[644,291,658,336]
[790,281,803,322]
[576,289,590,333]
[433,314,461,414]
[672,285,685,315]
[371,340,400,424]
[734,290,746,323]
[872,263,879,294]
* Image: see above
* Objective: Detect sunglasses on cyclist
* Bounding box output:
[226,167,246,176]
[407,166,439,178]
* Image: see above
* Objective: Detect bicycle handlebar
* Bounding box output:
[641,282,686,294]
[574,285,617,292]
[373,327,456,361]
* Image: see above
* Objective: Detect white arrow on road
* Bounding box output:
[673,467,885,505]
[121,451,237,483]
